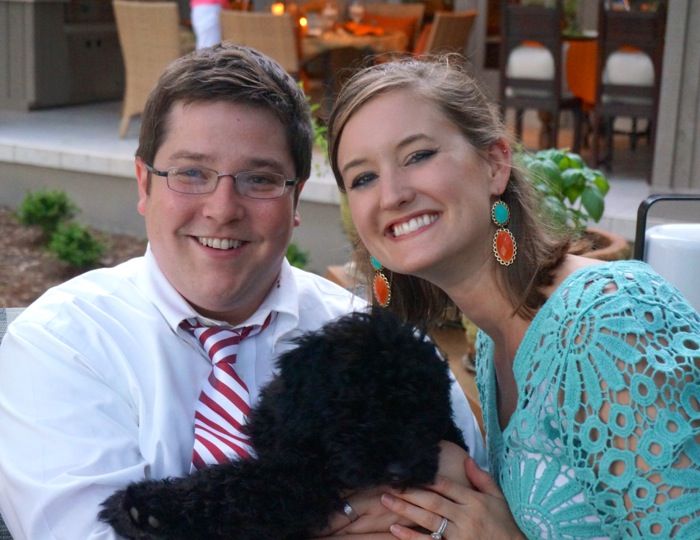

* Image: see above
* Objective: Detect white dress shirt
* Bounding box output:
[0,246,486,539]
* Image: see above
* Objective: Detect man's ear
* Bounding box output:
[486,141,512,197]
[135,158,150,217]
[293,180,306,227]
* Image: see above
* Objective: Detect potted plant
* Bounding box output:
[516,147,630,261]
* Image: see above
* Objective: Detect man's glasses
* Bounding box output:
[145,164,299,199]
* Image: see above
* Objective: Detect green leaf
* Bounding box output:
[581,187,605,222]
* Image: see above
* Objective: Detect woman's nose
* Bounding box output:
[379,170,414,210]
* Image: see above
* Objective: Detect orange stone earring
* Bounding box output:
[370,255,391,307]
[492,200,517,266]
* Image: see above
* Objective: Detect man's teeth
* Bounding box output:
[392,215,437,237]
[198,237,242,250]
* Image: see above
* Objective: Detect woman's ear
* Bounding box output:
[486,141,512,197]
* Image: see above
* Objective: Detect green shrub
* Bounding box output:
[15,189,78,237]
[286,242,310,270]
[49,222,106,268]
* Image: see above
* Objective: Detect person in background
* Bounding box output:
[326,54,700,539]
[191,0,229,49]
[0,44,486,539]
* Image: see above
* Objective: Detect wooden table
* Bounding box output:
[302,27,408,60]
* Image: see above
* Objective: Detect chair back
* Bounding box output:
[633,194,700,312]
[0,307,23,540]
[590,0,666,173]
[364,2,426,51]
[498,0,581,152]
[113,0,182,138]
[220,11,300,76]
[420,10,477,55]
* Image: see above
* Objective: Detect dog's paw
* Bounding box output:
[99,484,169,539]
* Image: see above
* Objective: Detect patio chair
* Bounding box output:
[364,2,426,51]
[415,10,477,56]
[220,11,300,77]
[498,0,582,152]
[590,0,667,177]
[113,0,183,138]
[0,307,24,540]
[633,194,700,312]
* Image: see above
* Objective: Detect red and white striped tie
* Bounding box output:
[182,313,273,471]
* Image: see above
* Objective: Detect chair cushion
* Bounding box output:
[505,44,572,97]
[603,50,655,86]
[363,14,418,51]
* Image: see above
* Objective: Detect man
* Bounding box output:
[0,44,485,539]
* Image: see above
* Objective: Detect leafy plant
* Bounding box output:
[300,81,329,156]
[516,148,610,232]
[286,241,310,269]
[15,189,78,237]
[48,222,106,268]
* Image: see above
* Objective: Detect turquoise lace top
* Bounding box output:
[476,260,700,539]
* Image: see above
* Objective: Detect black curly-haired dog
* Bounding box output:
[99,308,468,539]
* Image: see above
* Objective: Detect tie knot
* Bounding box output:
[180,313,274,365]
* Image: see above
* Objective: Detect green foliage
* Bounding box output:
[15,189,77,237]
[517,148,610,232]
[48,222,106,268]
[300,81,329,156]
[286,242,310,270]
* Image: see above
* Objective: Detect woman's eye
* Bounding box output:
[349,172,377,190]
[406,149,436,165]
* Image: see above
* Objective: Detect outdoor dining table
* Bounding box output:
[301,25,409,60]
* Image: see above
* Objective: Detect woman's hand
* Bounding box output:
[380,448,525,539]
[311,486,406,537]
[312,441,478,538]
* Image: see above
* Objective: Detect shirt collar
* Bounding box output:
[138,244,300,340]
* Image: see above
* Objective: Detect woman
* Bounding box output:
[191,0,229,49]
[326,55,700,539]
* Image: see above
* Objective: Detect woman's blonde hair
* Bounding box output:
[327,54,572,329]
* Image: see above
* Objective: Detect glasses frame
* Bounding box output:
[145,163,299,199]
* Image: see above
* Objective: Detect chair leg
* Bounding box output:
[591,112,600,168]
[119,115,131,139]
[571,105,582,154]
[604,117,614,171]
[515,109,524,144]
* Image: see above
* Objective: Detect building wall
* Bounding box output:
[653,0,700,191]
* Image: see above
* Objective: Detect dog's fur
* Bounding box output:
[99,308,467,539]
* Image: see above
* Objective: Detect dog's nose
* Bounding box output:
[386,462,410,485]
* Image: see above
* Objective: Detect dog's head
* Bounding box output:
[250,308,463,491]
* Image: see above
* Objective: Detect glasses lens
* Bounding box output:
[236,172,287,199]
[167,167,217,194]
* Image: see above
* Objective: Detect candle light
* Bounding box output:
[271,2,285,15]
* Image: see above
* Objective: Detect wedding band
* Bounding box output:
[343,502,359,522]
[430,516,448,539]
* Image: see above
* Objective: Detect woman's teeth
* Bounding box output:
[392,215,437,237]
[198,237,242,250]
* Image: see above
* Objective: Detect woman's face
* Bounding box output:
[336,90,510,286]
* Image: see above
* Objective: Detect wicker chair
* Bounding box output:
[0,307,24,540]
[415,10,477,56]
[364,2,426,52]
[220,11,300,77]
[113,0,183,138]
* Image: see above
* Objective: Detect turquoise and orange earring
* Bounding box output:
[370,256,391,307]
[492,200,517,266]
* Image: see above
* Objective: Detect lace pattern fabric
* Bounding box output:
[476,260,700,539]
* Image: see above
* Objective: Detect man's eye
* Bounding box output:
[174,168,208,182]
[406,149,436,165]
[245,173,278,185]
